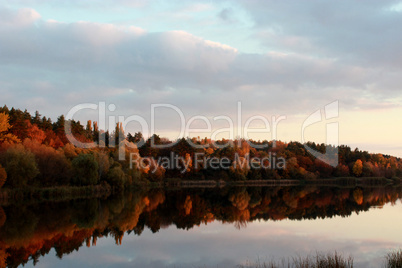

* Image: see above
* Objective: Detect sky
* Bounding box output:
[0,0,401,157]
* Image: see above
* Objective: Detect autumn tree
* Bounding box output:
[284,157,302,179]
[352,159,363,177]
[0,112,20,143]
[23,139,72,186]
[43,129,64,148]
[26,121,46,143]
[314,159,334,178]
[362,162,374,177]
[63,143,78,160]
[334,163,350,177]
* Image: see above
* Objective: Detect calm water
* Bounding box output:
[1,186,402,267]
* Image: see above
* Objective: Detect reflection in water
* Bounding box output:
[0,185,401,267]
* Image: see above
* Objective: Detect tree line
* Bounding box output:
[0,105,401,191]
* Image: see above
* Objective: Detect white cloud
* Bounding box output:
[0,7,41,26]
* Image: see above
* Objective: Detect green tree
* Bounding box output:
[106,165,126,191]
[95,151,110,180]
[93,121,99,144]
[0,144,39,187]
[114,122,124,146]
[127,132,144,144]
[71,154,99,185]
[85,120,93,140]
[53,115,68,145]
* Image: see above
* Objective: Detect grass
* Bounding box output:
[238,252,353,268]
[385,249,402,268]
[238,249,402,268]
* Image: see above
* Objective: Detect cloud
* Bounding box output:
[218,7,234,22]
[0,7,41,26]
[237,0,402,69]
[0,6,393,110]
[0,5,401,156]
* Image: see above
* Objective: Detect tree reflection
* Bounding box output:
[0,185,402,267]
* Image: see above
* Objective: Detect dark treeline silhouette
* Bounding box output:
[0,105,401,192]
[0,185,401,267]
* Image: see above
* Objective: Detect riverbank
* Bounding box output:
[157,176,400,188]
[0,176,399,203]
[0,183,112,204]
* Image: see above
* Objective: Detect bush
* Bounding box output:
[71,154,99,186]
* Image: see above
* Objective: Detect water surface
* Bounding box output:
[1,185,401,267]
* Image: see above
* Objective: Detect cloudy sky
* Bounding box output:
[0,0,401,156]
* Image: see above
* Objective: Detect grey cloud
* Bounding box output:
[218,7,236,23]
[237,0,402,70]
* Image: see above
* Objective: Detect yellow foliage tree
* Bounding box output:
[0,112,20,143]
[353,159,363,177]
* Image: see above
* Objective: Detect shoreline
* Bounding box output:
[0,176,399,203]
[160,176,399,188]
